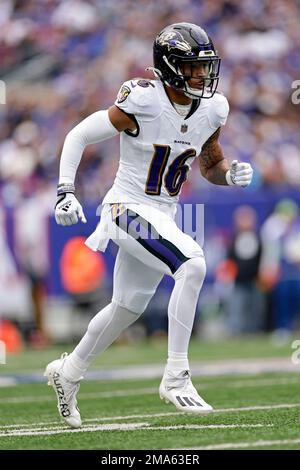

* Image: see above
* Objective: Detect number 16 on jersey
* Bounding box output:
[145,145,196,197]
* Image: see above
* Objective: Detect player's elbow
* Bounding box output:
[65,126,88,148]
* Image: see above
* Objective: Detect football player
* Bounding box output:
[45,22,253,428]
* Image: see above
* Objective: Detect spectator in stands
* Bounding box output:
[260,199,300,340]
[223,205,265,335]
[0,0,299,209]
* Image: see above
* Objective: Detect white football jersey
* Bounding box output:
[103,79,229,209]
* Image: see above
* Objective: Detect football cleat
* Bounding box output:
[159,369,213,414]
[44,352,82,428]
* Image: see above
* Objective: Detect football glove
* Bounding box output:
[226,160,253,187]
[55,184,87,226]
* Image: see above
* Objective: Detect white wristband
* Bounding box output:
[226,170,234,186]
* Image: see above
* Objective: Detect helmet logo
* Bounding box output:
[157,31,191,52]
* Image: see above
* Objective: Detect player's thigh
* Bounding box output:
[110,203,204,276]
[112,247,163,314]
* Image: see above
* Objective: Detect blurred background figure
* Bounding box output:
[0,0,299,345]
[13,185,53,347]
[60,237,110,340]
[0,203,25,353]
[223,206,265,335]
[260,199,300,342]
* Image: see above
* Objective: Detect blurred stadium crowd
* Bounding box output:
[1,0,300,204]
[0,0,300,346]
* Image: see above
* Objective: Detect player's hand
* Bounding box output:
[226,160,253,187]
[55,193,87,226]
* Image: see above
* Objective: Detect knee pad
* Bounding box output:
[174,256,206,284]
[87,302,140,337]
[112,291,153,315]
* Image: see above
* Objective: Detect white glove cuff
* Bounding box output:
[226,170,234,186]
[57,183,75,195]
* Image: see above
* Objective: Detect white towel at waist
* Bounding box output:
[85,204,112,252]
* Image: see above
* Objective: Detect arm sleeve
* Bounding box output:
[59,110,119,184]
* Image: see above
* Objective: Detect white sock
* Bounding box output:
[167,257,206,372]
[167,351,189,372]
[62,352,89,382]
[62,302,140,382]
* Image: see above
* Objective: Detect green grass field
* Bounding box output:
[0,336,300,450]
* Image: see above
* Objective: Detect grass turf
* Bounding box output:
[0,335,299,450]
[1,334,297,373]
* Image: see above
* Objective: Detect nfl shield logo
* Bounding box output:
[181,124,188,133]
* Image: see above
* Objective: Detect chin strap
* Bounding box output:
[145,66,161,79]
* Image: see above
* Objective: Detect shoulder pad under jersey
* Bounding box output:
[114,79,160,120]
[207,93,229,129]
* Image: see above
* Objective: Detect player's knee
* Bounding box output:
[186,256,206,284]
[112,294,150,315]
[86,301,141,336]
[175,256,206,285]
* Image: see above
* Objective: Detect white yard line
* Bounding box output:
[1,402,299,431]
[0,423,272,438]
[0,423,149,437]
[217,403,300,413]
[177,438,300,450]
[144,424,272,431]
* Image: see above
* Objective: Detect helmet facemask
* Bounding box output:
[163,53,220,99]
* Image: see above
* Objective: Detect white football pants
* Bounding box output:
[63,203,206,380]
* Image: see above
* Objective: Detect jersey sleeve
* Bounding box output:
[115,80,137,115]
[114,79,158,120]
[208,94,229,129]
